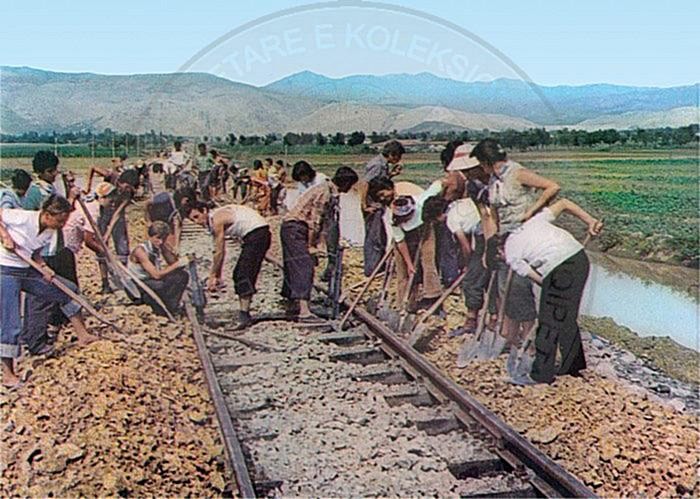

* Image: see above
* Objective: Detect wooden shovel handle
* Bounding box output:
[413,270,467,329]
[338,243,394,329]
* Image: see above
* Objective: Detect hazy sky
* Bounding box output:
[1,0,698,87]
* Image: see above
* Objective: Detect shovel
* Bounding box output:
[373,253,395,319]
[75,195,140,298]
[9,242,125,335]
[457,272,497,367]
[382,234,424,332]
[476,268,513,360]
[408,269,467,347]
[337,244,394,331]
[76,194,176,322]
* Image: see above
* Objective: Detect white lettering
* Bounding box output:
[315,24,335,49]
[366,25,391,51]
[283,28,305,55]
[243,45,266,72]
[260,35,286,61]
[345,23,366,48]
[389,29,406,56]
[446,54,469,81]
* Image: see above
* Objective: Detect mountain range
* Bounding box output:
[1,66,697,136]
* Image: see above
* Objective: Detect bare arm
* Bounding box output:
[84,232,103,255]
[358,180,370,213]
[516,168,560,222]
[132,246,182,280]
[548,198,603,236]
[84,166,110,194]
[208,212,227,289]
[479,204,498,240]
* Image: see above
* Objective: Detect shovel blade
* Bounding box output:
[378,306,399,327]
[398,313,416,336]
[457,336,482,367]
[481,332,507,360]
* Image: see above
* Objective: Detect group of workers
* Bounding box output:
[358,139,602,385]
[0,136,602,389]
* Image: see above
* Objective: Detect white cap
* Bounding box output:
[446,144,480,171]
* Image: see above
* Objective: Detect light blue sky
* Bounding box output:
[1,0,698,87]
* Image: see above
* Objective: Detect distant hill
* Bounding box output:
[290,103,538,134]
[266,71,699,125]
[1,66,697,135]
[0,66,323,136]
[569,106,699,131]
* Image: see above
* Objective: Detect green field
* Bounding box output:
[1,149,697,266]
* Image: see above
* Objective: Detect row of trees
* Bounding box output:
[2,125,698,150]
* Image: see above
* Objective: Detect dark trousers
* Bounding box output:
[531,250,589,383]
[143,269,189,317]
[21,248,77,353]
[233,226,271,297]
[280,221,314,301]
[462,235,489,311]
[323,213,340,280]
[165,173,176,190]
[270,185,283,214]
[363,208,387,277]
[485,237,536,320]
[436,222,461,287]
[198,171,211,200]
[98,207,129,264]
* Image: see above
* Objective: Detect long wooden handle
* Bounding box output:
[495,269,514,339]
[11,246,124,334]
[113,259,177,322]
[413,270,467,329]
[76,196,142,299]
[475,272,498,340]
[338,243,395,329]
[104,199,129,241]
[399,232,426,312]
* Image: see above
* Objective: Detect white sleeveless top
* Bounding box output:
[209,205,268,239]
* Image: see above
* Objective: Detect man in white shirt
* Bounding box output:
[0,196,98,387]
[503,198,602,385]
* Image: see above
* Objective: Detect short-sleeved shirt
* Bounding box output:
[193,154,214,173]
[505,208,583,279]
[446,198,482,236]
[391,181,442,242]
[364,154,389,182]
[0,189,23,209]
[0,209,56,267]
[63,200,100,254]
[22,179,56,211]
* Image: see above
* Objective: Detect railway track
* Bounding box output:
[172,202,595,498]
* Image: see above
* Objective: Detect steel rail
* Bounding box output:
[185,301,256,498]
[266,254,595,498]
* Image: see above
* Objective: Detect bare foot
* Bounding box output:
[2,373,21,389]
[78,333,101,346]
